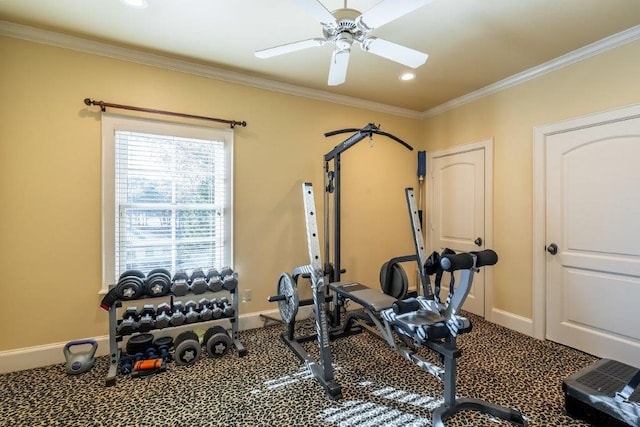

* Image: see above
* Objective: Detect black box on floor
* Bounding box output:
[563,358,640,427]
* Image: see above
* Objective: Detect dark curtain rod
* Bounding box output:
[83,98,247,128]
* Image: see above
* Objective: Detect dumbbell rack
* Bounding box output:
[105,282,246,386]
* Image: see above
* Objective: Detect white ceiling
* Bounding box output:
[1,0,639,112]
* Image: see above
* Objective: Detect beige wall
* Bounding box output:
[1,32,638,354]
[0,37,421,351]
[422,39,640,319]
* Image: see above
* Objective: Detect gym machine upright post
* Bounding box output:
[269,182,342,398]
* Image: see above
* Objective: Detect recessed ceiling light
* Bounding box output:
[120,0,148,9]
[399,72,416,81]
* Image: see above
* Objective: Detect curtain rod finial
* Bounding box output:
[83,98,93,106]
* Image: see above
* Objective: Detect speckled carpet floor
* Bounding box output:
[0,313,597,426]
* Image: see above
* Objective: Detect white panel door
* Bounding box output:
[546,116,640,366]
[431,148,485,316]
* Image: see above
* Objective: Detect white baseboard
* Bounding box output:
[1,305,534,374]
[0,308,295,374]
[490,308,535,337]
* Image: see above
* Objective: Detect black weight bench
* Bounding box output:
[329,282,397,312]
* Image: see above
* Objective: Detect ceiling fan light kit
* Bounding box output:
[255,0,433,86]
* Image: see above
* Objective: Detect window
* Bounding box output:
[101,114,233,291]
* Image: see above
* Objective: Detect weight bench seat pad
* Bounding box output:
[329,282,397,312]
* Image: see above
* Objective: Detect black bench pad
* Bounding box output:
[329,282,397,312]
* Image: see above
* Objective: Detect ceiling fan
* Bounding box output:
[255,0,433,86]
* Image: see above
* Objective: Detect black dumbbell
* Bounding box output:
[116,270,146,300]
[204,326,232,358]
[155,303,172,329]
[173,331,201,366]
[220,267,238,292]
[209,298,223,319]
[199,298,213,321]
[171,271,190,296]
[218,297,234,317]
[118,307,139,335]
[184,300,200,324]
[137,304,156,332]
[170,301,186,326]
[207,268,223,292]
[145,268,172,297]
[190,269,208,294]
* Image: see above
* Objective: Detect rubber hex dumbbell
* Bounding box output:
[220,267,238,292]
[173,331,201,366]
[170,301,186,326]
[154,303,172,329]
[198,298,212,321]
[171,271,190,296]
[207,268,223,292]
[184,300,200,324]
[137,304,156,333]
[209,298,223,319]
[117,307,139,335]
[204,326,232,358]
[218,297,235,317]
[190,269,208,295]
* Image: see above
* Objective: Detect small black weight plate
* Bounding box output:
[126,333,154,355]
[153,336,174,349]
[379,262,408,299]
[119,269,146,280]
[147,268,171,277]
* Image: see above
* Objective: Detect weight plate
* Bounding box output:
[153,336,174,349]
[277,273,299,324]
[119,269,146,280]
[126,333,154,355]
[117,276,144,300]
[204,326,232,358]
[147,268,171,278]
[379,262,408,299]
[174,339,201,366]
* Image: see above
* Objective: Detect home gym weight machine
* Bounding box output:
[269,125,525,425]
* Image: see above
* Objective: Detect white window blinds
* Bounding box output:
[116,131,225,274]
[102,114,233,289]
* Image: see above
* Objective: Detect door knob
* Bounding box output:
[474,237,482,247]
[546,243,558,255]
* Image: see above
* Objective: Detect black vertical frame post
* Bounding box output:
[323,123,413,286]
[333,153,341,283]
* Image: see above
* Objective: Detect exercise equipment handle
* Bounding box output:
[392,298,421,315]
[440,253,474,272]
[64,339,98,357]
[472,250,499,267]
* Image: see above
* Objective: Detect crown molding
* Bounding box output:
[3,21,639,121]
[421,24,640,119]
[0,20,423,120]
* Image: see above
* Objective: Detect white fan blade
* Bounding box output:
[358,0,434,30]
[361,37,428,68]
[255,38,326,59]
[328,49,350,86]
[294,0,337,27]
